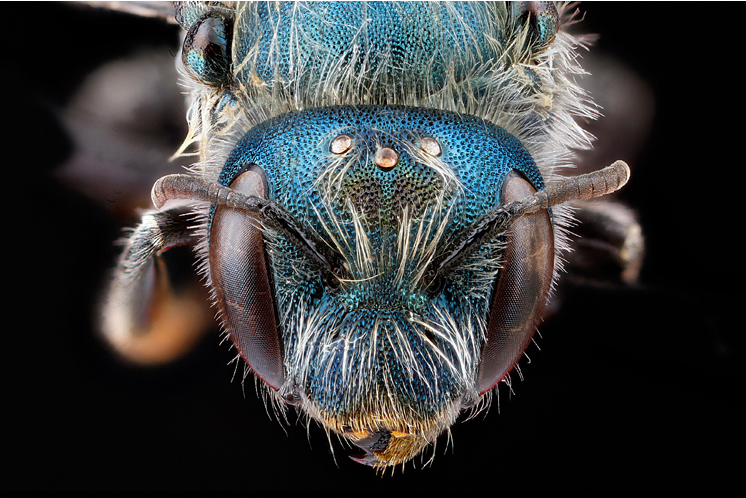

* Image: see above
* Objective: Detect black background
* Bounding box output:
[5,2,743,492]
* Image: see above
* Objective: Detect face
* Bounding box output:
[209,105,550,464]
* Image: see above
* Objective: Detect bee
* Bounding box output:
[99,1,643,468]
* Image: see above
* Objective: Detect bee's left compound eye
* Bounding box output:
[182,11,234,87]
[208,165,284,390]
[477,171,555,394]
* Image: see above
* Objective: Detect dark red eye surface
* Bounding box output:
[477,172,554,394]
[209,165,284,390]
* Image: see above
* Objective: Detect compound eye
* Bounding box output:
[477,171,554,394]
[182,11,234,86]
[209,165,284,390]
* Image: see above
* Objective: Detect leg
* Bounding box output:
[99,207,213,364]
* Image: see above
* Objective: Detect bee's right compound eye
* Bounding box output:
[208,164,285,390]
[182,10,234,87]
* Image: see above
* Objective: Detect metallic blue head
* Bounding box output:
[213,105,544,464]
